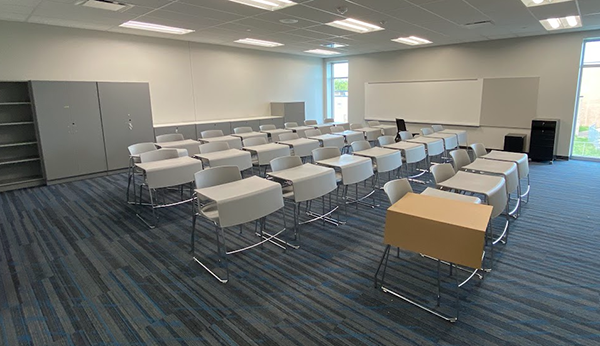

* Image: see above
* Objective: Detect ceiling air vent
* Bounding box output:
[76,0,133,12]
[462,20,494,29]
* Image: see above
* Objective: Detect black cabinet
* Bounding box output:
[529,119,559,162]
[504,133,526,153]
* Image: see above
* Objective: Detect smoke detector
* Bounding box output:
[76,0,132,12]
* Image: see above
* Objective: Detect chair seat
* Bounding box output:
[200,203,219,222]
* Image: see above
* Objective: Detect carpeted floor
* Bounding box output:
[0,159,599,345]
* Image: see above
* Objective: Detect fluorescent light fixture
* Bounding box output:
[521,0,572,7]
[304,49,340,55]
[234,38,284,47]
[321,42,348,48]
[229,0,297,11]
[327,18,384,33]
[119,21,194,34]
[392,36,432,46]
[78,0,131,12]
[539,15,581,31]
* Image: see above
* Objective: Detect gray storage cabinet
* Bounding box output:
[271,102,305,125]
[32,81,108,181]
[98,82,154,170]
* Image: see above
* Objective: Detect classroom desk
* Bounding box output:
[199,135,243,149]
[277,138,320,158]
[421,187,481,204]
[193,149,252,172]
[482,151,530,203]
[374,192,492,322]
[192,176,285,283]
[312,124,333,134]
[261,128,292,141]
[407,137,445,158]
[462,158,519,217]
[382,141,428,182]
[243,143,291,174]
[308,134,345,150]
[156,139,201,156]
[231,131,268,141]
[371,124,397,136]
[353,147,402,188]
[135,156,203,228]
[287,126,314,138]
[425,133,459,152]
[330,122,349,130]
[353,127,383,141]
[439,129,468,146]
[268,163,339,238]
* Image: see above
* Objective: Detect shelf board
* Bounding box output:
[0,157,41,166]
[0,121,34,127]
[0,102,31,106]
[0,141,38,148]
[0,176,44,188]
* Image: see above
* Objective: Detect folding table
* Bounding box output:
[231,131,268,141]
[425,133,459,158]
[440,129,468,146]
[308,134,345,151]
[353,127,383,142]
[407,137,445,164]
[286,126,315,138]
[156,139,202,156]
[382,141,428,183]
[353,147,402,188]
[193,149,252,172]
[277,138,320,160]
[371,124,397,136]
[199,135,243,149]
[482,151,530,204]
[261,128,292,142]
[192,176,285,283]
[312,124,333,134]
[135,156,203,228]
[242,143,291,175]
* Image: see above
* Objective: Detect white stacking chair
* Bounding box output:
[470,143,487,159]
[432,125,444,132]
[351,140,371,153]
[383,178,413,205]
[450,149,472,172]
[367,120,381,127]
[349,123,362,130]
[260,124,276,131]
[271,155,303,172]
[199,142,229,154]
[140,148,179,162]
[312,147,340,162]
[278,132,299,141]
[233,127,253,134]
[378,136,396,146]
[420,128,434,136]
[398,131,414,141]
[324,118,334,123]
[305,129,322,138]
[243,137,268,147]
[201,130,224,139]
[127,143,158,203]
[431,163,456,185]
[330,126,344,133]
[285,122,298,129]
[156,133,184,143]
[304,120,318,126]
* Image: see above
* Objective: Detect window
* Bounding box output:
[572,39,600,159]
[328,61,348,122]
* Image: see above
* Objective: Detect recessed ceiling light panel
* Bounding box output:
[521,0,573,7]
[229,0,297,11]
[234,38,284,47]
[539,15,581,31]
[119,21,194,35]
[392,36,432,46]
[305,49,340,55]
[326,18,384,33]
[321,42,348,48]
[77,0,132,12]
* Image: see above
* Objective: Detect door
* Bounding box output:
[98,82,154,170]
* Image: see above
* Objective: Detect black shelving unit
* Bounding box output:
[529,119,559,163]
[0,82,44,191]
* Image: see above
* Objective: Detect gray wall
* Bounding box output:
[333,30,600,156]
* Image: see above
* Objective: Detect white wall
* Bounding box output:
[335,30,600,157]
[0,21,323,125]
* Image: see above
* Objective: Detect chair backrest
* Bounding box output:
[488,179,509,219]
[156,133,184,143]
[305,129,322,137]
[243,137,268,147]
[312,147,341,161]
[431,163,456,185]
[351,140,371,152]
[395,118,407,132]
[259,124,276,131]
[470,143,487,158]
[304,119,318,126]
[233,127,252,134]
[383,178,413,205]
[330,126,344,133]
[270,156,302,172]
[201,130,224,138]
[450,149,471,172]
[367,120,380,127]
[324,118,334,123]
[128,142,157,156]
[140,148,179,163]
[399,131,413,140]
[420,128,434,136]
[194,166,241,189]
[278,132,299,141]
[284,122,298,129]
[378,135,396,146]
[432,125,444,132]
[199,142,229,154]
[349,123,362,130]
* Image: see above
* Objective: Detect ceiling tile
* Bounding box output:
[231,17,297,32]
[347,0,412,12]
[286,28,338,39]
[305,0,388,23]
[277,4,345,24]
[0,11,29,21]
[28,15,114,30]
[527,1,580,19]
[161,2,244,21]
[387,3,448,24]
[179,0,268,16]
[254,10,321,28]
[0,3,36,15]
[0,0,42,6]
[579,0,600,15]
[421,0,490,25]
[137,10,224,30]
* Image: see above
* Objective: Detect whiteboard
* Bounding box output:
[480,77,539,128]
[365,79,484,126]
